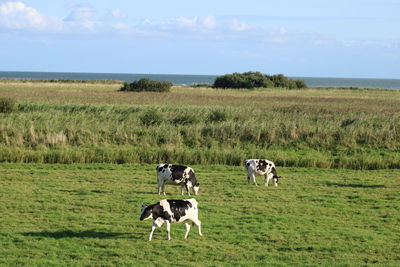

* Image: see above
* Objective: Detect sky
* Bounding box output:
[0,0,399,78]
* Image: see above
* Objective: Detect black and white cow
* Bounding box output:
[244,159,281,186]
[140,198,203,241]
[156,164,200,195]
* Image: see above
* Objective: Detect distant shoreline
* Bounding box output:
[1,71,400,89]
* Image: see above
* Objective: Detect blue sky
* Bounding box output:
[0,0,399,78]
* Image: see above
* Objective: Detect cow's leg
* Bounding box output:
[250,174,258,186]
[158,178,166,195]
[165,220,171,240]
[184,222,191,239]
[193,218,203,236]
[186,184,191,196]
[247,175,250,184]
[264,174,270,186]
[148,222,157,241]
[157,181,163,195]
[181,184,185,195]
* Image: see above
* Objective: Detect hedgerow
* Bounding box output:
[119,78,172,92]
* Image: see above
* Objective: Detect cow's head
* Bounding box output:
[140,204,152,221]
[270,167,282,186]
[271,167,281,178]
[193,183,200,195]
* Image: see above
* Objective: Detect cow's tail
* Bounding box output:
[193,172,197,185]
[156,164,160,182]
[188,198,198,208]
[188,198,199,226]
[189,169,197,185]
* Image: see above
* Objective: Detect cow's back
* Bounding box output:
[157,164,194,183]
[160,198,198,223]
[245,159,275,175]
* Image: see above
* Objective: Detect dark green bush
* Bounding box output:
[191,83,213,88]
[213,71,307,89]
[0,97,16,113]
[214,72,265,89]
[207,109,228,123]
[171,113,201,125]
[119,78,172,92]
[295,80,308,89]
[139,109,163,126]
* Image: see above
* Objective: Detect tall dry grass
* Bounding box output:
[1,81,399,169]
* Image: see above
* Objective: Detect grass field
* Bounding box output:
[0,80,399,265]
[1,81,399,169]
[1,163,399,266]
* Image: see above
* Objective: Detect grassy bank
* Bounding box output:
[1,163,399,266]
[1,81,399,169]
[0,78,124,84]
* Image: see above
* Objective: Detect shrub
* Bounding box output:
[0,97,16,113]
[119,78,172,92]
[213,72,307,89]
[171,113,201,125]
[191,83,213,88]
[295,80,308,89]
[214,72,266,89]
[139,109,163,126]
[207,109,228,123]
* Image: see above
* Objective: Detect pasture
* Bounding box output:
[0,80,399,265]
[1,163,399,266]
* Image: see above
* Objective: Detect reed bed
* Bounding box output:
[1,81,399,168]
[1,93,399,169]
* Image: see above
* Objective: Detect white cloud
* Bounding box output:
[132,16,221,41]
[362,40,398,49]
[141,18,152,26]
[270,37,288,43]
[63,7,93,22]
[335,38,400,50]
[7,2,391,49]
[109,9,125,19]
[203,16,217,29]
[342,40,358,47]
[158,16,217,32]
[230,18,249,31]
[112,23,132,33]
[172,16,197,29]
[0,1,49,30]
[0,1,398,56]
[279,26,287,35]
[0,2,103,33]
[0,3,283,42]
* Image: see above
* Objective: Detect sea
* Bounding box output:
[1,71,400,90]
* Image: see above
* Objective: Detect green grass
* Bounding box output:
[1,163,399,266]
[0,78,123,84]
[1,81,399,169]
